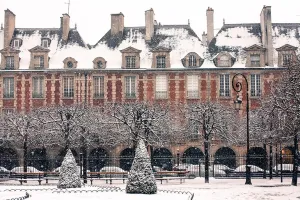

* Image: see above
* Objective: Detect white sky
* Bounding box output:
[0,0,300,45]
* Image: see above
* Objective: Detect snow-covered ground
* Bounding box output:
[0,178,299,200]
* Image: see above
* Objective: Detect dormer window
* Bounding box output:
[34,56,44,68]
[150,46,172,68]
[93,57,107,69]
[120,47,142,69]
[126,56,136,68]
[250,54,260,67]
[42,40,49,48]
[157,56,166,68]
[219,55,229,67]
[275,44,297,67]
[5,56,14,69]
[13,40,20,48]
[189,55,196,67]
[283,54,292,66]
[63,57,78,69]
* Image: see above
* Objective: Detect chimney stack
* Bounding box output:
[61,13,70,41]
[145,8,155,41]
[4,9,15,47]
[111,12,124,36]
[206,7,214,44]
[202,32,207,46]
[260,6,273,66]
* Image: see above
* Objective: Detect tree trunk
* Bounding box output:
[263,143,267,179]
[204,132,209,183]
[81,136,87,184]
[23,135,28,182]
[292,134,298,186]
[269,144,273,180]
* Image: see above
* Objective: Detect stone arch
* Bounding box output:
[182,147,204,164]
[119,148,135,171]
[54,148,78,169]
[248,147,267,169]
[89,148,109,172]
[214,147,236,168]
[93,57,107,69]
[0,147,19,170]
[63,57,78,69]
[282,146,293,164]
[28,148,48,171]
[181,52,204,67]
[153,148,173,171]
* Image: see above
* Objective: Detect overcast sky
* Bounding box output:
[0,0,300,45]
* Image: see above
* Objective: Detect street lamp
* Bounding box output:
[177,148,180,166]
[232,73,252,185]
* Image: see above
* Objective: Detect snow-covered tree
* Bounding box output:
[185,102,235,183]
[57,149,81,188]
[126,139,157,194]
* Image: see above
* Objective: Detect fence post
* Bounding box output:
[198,159,201,177]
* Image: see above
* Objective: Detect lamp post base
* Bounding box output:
[245,166,252,185]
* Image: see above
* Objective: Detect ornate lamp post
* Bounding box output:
[232,73,252,185]
[177,148,180,166]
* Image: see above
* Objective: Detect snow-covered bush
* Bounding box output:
[57,149,81,189]
[126,139,157,194]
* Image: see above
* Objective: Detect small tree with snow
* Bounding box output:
[126,139,157,194]
[57,149,81,189]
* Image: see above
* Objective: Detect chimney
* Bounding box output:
[206,7,214,44]
[4,9,15,47]
[145,8,155,41]
[202,32,207,46]
[111,12,124,35]
[61,14,70,41]
[260,6,273,66]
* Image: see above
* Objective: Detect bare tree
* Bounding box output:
[185,102,235,183]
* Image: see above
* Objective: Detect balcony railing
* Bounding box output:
[94,93,104,98]
[125,93,136,98]
[156,91,167,99]
[32,93,44,98]
[187,91,199,98]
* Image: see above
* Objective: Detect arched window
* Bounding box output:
[67,61,73,68]
[188,55,196,67]
[97,61,103,69]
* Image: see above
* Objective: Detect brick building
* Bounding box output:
[0,6,299,171]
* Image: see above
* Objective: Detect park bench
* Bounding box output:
[16,172,44,185]
[155,171,190,184]
[88,172,128,185]
[44,172,60,184]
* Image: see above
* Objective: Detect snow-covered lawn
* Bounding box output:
[1,178,300,200]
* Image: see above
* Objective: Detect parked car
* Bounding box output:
[99,166,128,178]
[53,166,90,174]
[152,166,163,172]
[11,166,42,173]
[273,164,300,173]
[227,165,271,177]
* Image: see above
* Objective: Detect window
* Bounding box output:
[34,56,44,68]
[5,56,14,69]
[250,74,261,97]
[3,77,14,98]
[42,40,49,48]
[93,76,104,98]
[157,56,166,68]
[125,76,136,98]
[220,74,230,97]
[187,75,199,98]
[63,77,74,98]
[2,108,14,115]
[283,54,292,66]
[32,77,44,98]
[14,40,19,48]
[67,61,73,68]
[156,75,168,99]
[189,55,197,67]
[250,54,260,67]
[126,56,136,68]
[97,61,103,69]
[219,55,229,67]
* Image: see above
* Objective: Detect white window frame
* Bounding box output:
[125,56,136,68]
[283,54,292,66]
[93,76,104,98]
[188,55,197,67]
[157,56,166,68]
[220,74,230,97]
[250,74,261,97]
[155,75,168,99]
[63,77,74,98]
[42,39,49,48]
[219,55,230,67]
[250,54,260,67]
[32,76,44,98]
[34,56,44,68]
[187,75,199,98]
[3,77,14,98]
[5,56,14,69]
[125,76,136,98]
[14,40,19,48]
